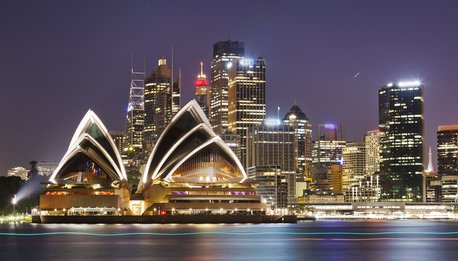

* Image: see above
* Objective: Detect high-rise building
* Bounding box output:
[365,129,383,176]
[125,66,145,160]
[312,124,346,176]
[109,130,126,154]
[379,81,424,201]
[248,166,288,209]
[210,40,245,134]
[220,132,241,160]
[248,123,296,202]
[437,125,458,175]
[283,105,313,181]
[195,62,210,116]
[228,57,266,168]
[437,125,458,202]
[342,142,366,201]
[144,57,180,149]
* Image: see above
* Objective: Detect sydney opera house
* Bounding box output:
[39,101,266,220]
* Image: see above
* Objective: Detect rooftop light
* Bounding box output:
[398,80,422,87]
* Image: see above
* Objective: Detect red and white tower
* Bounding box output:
[195,61,210,116]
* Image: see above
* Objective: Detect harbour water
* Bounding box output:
[1,221,458,260]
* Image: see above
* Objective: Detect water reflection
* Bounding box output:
[0,221,457,260]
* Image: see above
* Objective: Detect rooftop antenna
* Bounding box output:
[171,44,174,106]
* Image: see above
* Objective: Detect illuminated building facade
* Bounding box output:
[437,125,458,202]
[283,105,313,181]
[7,167,29,180]
[144,57,180,150]
[342,142,366,202]
[220,131,241,160]
[40,110,130,216]
[125,67,145,160]
[365,130,382,176]
[228,57,266,169]
[36,162,59,177]
[210,40,245,134]
[139,100,265,215]
[248,123,296,202]
[437,125,458,176]
[195,62,210,117]
[109,130,126,154]
[379,81,424,201]
[248,166,288,209]
[312,123,346,186]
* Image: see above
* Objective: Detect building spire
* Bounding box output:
[200,61,204,76]
[426,146,434,172]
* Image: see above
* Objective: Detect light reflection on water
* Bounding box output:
[0,221,457,260]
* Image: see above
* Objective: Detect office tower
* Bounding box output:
[312,124,346,184]
[125,66,145,160]
[283,105,313,181]
[437,125,458,202]
[144,57,180,150]
[195,62,210,116]
[365,130,383,176]
[109,131,126,154]
[328,165,343,194]
[220,132,241,160]
[210,40,245,134]
[379,81,424,201]
[248,122,296,203]
[437,125,458,175]
[228,57,266,168]
[440,176,458,203]
[248,166,288,209]
[342,142,366,201]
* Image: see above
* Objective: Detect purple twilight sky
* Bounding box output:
[1,0,458,174]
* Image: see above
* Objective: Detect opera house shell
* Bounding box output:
[138,100,265,215]
[40,110,130,216]
[39,101,265,218]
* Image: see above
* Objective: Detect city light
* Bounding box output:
[398,80,422,87]
[239,58,254,66]
[12,195,17,212]
[265,118,281,126]
[226,61,233,69]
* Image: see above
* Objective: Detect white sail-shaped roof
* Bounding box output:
[49,110,127,183]
[140,100,247,189]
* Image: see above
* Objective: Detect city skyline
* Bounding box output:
[2,1,458,175]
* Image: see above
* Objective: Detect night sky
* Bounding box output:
[1,0,458,175]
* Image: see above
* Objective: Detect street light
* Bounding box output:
[12,195,17,213]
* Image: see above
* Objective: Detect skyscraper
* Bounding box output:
[365,129,383,176]
[228,57,266,168]
[379,81,424,201]
[210,40,245,134]
[312,124,346,186]
[144,57,180,150]
[125,66,145,162]
[342,142,366,201]
[437,125,458,202]
[195,62,210,116]
[248,122,296,204]
[437,125,458,175]
[283,105,313,181]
